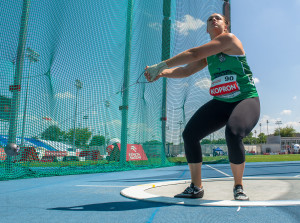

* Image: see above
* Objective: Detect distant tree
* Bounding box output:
[274,126,296,137]
[214,138,226,144]
[201,138,226,144]
[66,127,92,147]
[243,132,255,144]
[89,135,105,146]
[144,140,162,145]
[201,139,211,144]
[41,125,63,141]
[257,133,267,144]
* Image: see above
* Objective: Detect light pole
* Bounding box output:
[20,47,39,146]
[266,120,269,136]
[83,115,88,128]
[105,100,110,147]
[259,123,262,135]
[177,121,184,146]
[275,121,282,136]
[72,79,83,149]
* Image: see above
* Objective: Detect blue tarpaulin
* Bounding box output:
[0,135,57,151]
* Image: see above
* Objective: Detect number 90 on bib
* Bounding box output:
[210,75,240,97]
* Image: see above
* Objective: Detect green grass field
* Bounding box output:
[167,154,300,164]
[1,154,300,169]
[245,154,300,162]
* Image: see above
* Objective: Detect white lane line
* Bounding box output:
[205,164,232,177]
[76,185,129,188]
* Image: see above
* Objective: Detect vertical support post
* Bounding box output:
[161,0,172,164]
[223,0,231,32]
[20,60,32,146]
[8,0,31,144]
[73,80,83,150]
[120,0,133,166]
[6,0,31,175]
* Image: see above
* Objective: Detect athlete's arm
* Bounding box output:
[164,33,235,68]
[145,59,207,82]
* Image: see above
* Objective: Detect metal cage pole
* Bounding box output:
[120,0,133,166]
[223,0,231,32]
[6,0,31,175]
[8,0,31,145]
[161,0,172,164]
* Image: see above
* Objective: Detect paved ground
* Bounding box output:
[1,161,300,223]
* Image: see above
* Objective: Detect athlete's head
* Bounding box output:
[206,13,229,37]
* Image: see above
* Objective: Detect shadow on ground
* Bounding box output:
[48,200,174,212]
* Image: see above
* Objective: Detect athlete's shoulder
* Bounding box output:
[215,33,238,41]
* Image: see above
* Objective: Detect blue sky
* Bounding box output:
[231,0,300,135]
[1,0,299,144]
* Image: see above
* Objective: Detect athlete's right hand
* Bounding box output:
[144,66,161,82]
[144,61,169,82]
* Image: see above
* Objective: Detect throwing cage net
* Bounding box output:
[0,0,230,180]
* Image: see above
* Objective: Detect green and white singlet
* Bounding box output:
[207,53,258,103]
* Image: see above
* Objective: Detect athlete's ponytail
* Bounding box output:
[221,14,230,33]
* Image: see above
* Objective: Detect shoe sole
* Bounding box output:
[234,197,249,201]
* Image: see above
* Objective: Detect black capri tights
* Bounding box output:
[182,97,260,164]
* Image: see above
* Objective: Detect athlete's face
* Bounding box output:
[207,13,228,34]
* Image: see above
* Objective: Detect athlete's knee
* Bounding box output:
[225,125,246,140]
[226,126,246,164]
[229,152,245,164]
[183,129,204,146]
[182,128,194,142]
[182,128,203,163]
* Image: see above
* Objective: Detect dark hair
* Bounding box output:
[221,14,230,26]
[220,14,230,33]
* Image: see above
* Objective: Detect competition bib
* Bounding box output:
[210,75,240,98]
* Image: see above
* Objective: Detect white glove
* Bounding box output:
[147,61,169,81]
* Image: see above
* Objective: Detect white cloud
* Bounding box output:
[280,110,292,115]
[254,115,277,135]
[254,77,260,84]
[149,15,205,36]
[175,15,205,36]
[286,121,300,128]
[56,92,73,99]
[148,23,161,31]
[293,96,297,100]
[194,77,211,90]
[254,114,300,135]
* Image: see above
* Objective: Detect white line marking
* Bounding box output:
[121,178,300,207]
[205,164,232,177]
[76,185,129,188]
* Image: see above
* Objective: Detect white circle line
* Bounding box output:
[120,177,300,207]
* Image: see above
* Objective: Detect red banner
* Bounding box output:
[107,143,148,161]
[126,144,148,161]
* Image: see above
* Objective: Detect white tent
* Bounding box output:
[108,138,120,146]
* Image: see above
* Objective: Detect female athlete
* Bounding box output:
[144,13,260,201]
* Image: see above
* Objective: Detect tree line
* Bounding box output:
[39,125,298,147]
[39,125,105,147]
[202,125,297,145]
